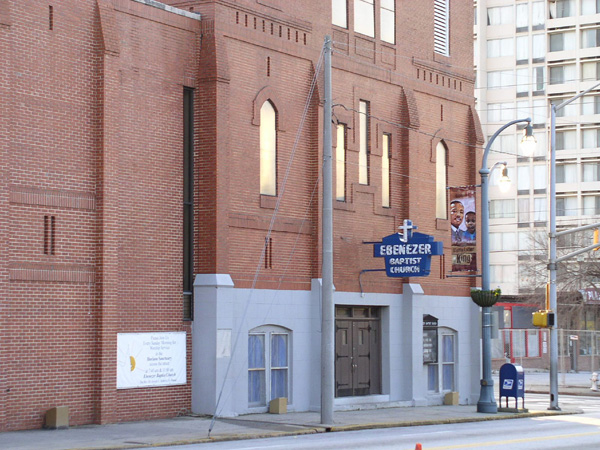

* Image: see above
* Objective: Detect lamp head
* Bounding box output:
[520,123,537,157]
[498,164,511,193]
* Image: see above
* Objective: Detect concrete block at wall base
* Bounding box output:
[269,397,287,414]
[444,392,459,406]
[45,406,69,429]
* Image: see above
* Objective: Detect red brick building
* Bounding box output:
[0,0,484,431]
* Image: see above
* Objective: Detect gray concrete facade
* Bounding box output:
[192,274,482,417]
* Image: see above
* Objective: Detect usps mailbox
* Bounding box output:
[499,363,525,409]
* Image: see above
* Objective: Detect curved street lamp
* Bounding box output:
[478,117,535,414]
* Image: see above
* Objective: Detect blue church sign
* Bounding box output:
[373,220,444,278]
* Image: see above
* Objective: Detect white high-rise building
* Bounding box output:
[474,0,600,303]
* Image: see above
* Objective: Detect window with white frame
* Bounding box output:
[583,128,600,149]
[534,165,547,191]
[582,0,600,15]
[557,196,578,216]
[490,232,517,252]
[488,102,514,122]
[532,99,547,124]
[488,38,513,58]
[583,195,600,215]
[550,0,575,18]
[582,61,600,82]
[516,69,529,96]
[532,2,545,27]
[582,28,600,49]
[336,123,347,201]
[380,0,395,44]
[490,199,515,218]
[549,64,576,85]
[355,0,375,37]
[359,100,370,185]
[550,31,576,52]
[517,166,530,192]
[534,197,547,221]
[582,95,600,115]
[532,34,546,61]
[516,3,528,30]
[332,0,348,28]
[556,162,577,183]
[248,326,290,407]
[487,6,512,25]
[583,160,600,181]
[436,141,448,219]
[488,70,513,89]
[260,101,277,196]
[556,129,577,150]
[516,36,528,62]
[434,0,450,56]
[427,329,456,393]
[382,133,391,207]
[490,265,516,284]
[533,66,545,92]
[518,198,530,224]
[552,98,577,117]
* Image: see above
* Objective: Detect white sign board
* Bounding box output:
[117,332,186,389]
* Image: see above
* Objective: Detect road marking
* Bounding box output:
[419,430,600,449]
[533,415,600,427]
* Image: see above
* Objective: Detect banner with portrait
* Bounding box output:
[449,187,477,272]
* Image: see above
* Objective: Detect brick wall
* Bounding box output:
[0,0,200,431]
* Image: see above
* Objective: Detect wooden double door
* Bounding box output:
[335,306,381,398]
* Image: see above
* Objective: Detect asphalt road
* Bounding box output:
[144,394,600,450]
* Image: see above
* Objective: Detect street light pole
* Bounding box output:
[548,80,600,411]
[478,117,532,414]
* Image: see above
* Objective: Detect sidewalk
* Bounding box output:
[1,371,597,450]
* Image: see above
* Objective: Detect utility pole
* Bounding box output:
[321,35,334,426]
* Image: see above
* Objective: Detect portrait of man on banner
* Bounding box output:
[449,187,477,272]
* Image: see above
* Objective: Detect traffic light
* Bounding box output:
[533,310,555,328]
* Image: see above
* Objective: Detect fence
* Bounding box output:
[492,328,600,373]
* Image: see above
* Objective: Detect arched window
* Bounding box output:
[436,141,448,219]
[248,325,290,407]
[260,101,277,196]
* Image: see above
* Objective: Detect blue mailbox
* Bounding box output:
[499,363,525,409]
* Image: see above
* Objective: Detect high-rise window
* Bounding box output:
[550,0,575,18]
[549,64,576,84]
[487,70,513,89]
[582,0,600,15]
[515,3,528,30]
[583,128,600,149]
[380,0,395,44]
[434,0,450,56]
[336,123,347,201]
[556,129,577,150]
[549,31,576,52]
[582,61,600,82]
[532,2,545,28]
[516,36,528,62]
[382,133,391,207]
[583,160,600,181]
[581,95,600,115]
[260,101,277,196]
[582,28,600,49]
[332,0,348,28]
[487,38,513,58]
[355,0,375,37]
[359,100,370,185]
[487,6,512,25]
[435,141,447,219]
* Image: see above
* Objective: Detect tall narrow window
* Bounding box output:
[359,101,370,185]
[435,141,447,219]
[382,134,391,207]
[434,0,450,56]
[380,0,395,44]
[336,123,346,201]
[44,215,56,255]
[249,326,290,407]
[260,101,277,196]
[332,0,347,28]
[355,0,375,37]
[183,87,194,320]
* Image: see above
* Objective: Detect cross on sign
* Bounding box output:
[399,219,418,243]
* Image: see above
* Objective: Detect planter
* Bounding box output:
[470,289,501,307]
